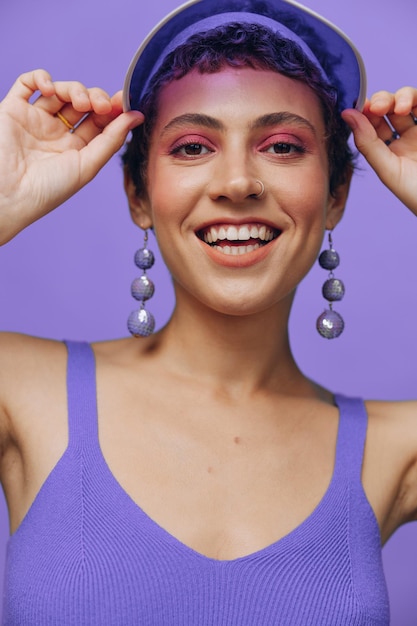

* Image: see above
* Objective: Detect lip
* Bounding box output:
[197,237,278,267]
[195,219,281,268]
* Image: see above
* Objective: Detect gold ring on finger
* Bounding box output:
[55,111,75,132]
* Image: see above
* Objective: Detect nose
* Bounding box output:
[207,154,263,203]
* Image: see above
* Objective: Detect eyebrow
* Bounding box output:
[250,112,316,135]
[161,111,317,136]
[161,113,224,136]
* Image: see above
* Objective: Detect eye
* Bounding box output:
[264,142,305,155]
[171,142,213,157]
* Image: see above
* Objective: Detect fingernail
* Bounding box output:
[128,112,144,129]
[371,96,387,107]
[347,118,358,131]
[341,111,357,130]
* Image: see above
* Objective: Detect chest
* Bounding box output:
[98,388,339,560]
[5,405,389,626]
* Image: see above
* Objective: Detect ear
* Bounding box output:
[325,167,353,231]
[123,166,153,230]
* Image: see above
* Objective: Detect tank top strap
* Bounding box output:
[64,340,99,448]
[333,393,368,482]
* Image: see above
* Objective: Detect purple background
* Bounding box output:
[1,0,416,622]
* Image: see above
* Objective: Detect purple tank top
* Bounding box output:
[3,341,390,624]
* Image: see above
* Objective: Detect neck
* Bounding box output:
[155,288,310,397]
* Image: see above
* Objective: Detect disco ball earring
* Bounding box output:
[127,229,156,337]
[316,231,345,339]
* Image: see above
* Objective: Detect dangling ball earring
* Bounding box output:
[316,231,345,339]
[127,229,156,337]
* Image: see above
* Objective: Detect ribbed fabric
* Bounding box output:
[3,340,390,625]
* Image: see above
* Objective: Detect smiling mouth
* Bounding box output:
[197,223,280,256]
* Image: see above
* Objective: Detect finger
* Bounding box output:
[368,90,396,116]
[357,107,397,145]
[362,100,414,145]
[62,92,126,141]
[367,90,415,138]
[7,69,56,101]
[76,87,113,115]
[369,87,417,117]
[77,111,145,185]
[34,81,112,116]
[391,86,417,115]
[50,87,115,133]
[342,108,398,179]
[360,101,389,133]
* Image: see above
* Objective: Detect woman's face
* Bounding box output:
[132,66,348,317]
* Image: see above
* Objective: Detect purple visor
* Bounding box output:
[123,0,366,114]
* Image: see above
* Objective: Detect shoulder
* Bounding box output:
[0,334,133,515]
[0,333,69,497]
[0,332,67,393]
[0,334,138,412]
[0,332,67,432]
[0,333,66,398]
[0,332,67,391]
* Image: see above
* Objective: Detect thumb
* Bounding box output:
[341,108,398,184]
[79,111,144,185]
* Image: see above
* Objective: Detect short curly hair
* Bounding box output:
[122,21,354,197]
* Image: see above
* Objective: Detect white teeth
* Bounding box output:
[227,226,238,240]
[238,226,250,241]
[203,224,275,244]
[213,243,261,255]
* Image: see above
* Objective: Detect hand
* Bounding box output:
[0,69,144,244]
[342,87,417,215]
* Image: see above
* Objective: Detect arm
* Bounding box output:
[0,70,144,520]
[0,69,144,244]
[343,91,417,530]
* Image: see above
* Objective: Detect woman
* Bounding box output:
[0,0,416,623]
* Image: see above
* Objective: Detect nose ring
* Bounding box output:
[255,179,265,198]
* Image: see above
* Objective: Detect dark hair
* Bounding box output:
[122,21,354,197]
